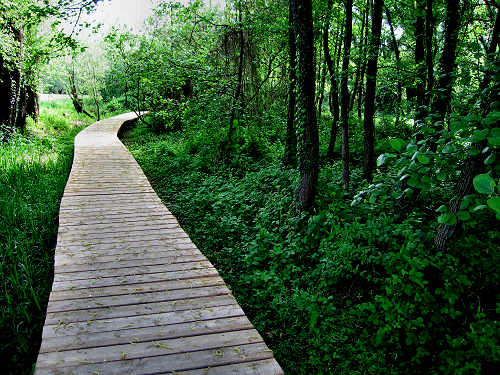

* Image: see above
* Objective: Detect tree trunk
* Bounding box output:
[425,0,434,106]
[26,86,39,122]
[325,0,340,159]
[227,5,245,143]
[291,0,319,212]
[317,63,327,120]
[386,6,402,128]
[430,0,461,129]
[341,0,353,189]
[284,0,297,167]
[0,55,13,138]
[414,0,426,132]
[363,0,384,181]
[350,0,369,111]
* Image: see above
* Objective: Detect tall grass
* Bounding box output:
[0,99,90,374]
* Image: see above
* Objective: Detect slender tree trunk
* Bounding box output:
[363,0,384,181]
[430,0,461,128]
[227,5,245,143]
[325,0,340,159]
[284,0,297,167]
[386,6,402,128]
[26,86,39,121]
[341,0,353,189]
[291,0,319,212]
[414,0,426,132]
[350,0,369,111]
[425,0,434,106]
[0,55,12,135]
[317,63,327,120]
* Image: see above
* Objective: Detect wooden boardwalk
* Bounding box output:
[35,113,283,375]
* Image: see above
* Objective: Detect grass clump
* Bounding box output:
[0,99,91,375]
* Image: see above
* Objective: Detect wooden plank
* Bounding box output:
[58,218,178,231]
[35,342,274,375]
[166,359,284,375]
[44,294,239,324]
[53,260,213,282]
[58,226,185,241]
[54,254,206,273]
[40,316,253,353]
[36,329,263,368]
[59,213,174,226]
[52,268,218,291]
[54,248,200,265]
[46,285,231,312]
[42,305,246,338]
[49,276,224,301]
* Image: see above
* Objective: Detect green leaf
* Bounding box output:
[473,204,487,211]
[438,213,457,225]
[417,153,431,164]
[487,197,500,213]
[389,138,406,152]
[484,153,495,165]
[488,128,500,147]
[459,198,471,210]
[473,174,495,194]
[436,205,447,213]
[450,119,465,132]
[457,211,471,221]
[472,129,489,142]
[484,111,500,127]
[377,154,387,166]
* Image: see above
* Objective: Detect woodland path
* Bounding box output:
[35,113,283,375]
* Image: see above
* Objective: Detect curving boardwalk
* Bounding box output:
[35,113,283,375]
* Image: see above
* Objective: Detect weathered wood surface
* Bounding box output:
[35,113,283,375]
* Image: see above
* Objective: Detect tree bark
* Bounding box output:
[26,86,39,122]
[350,0,369,112]
[386,6,402,128]
[317,63,327,120]
[284,0,297,167]
[0,55,13,138]
[325,0,340,159]
[227,5,245,143]
[414,0,426,132]
[425,0,434,106]
[341,0,353,189]
[430,0,461,129]
[363,0,384,181]
[291,0,319,212]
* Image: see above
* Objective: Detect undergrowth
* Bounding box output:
[122,118,499,375]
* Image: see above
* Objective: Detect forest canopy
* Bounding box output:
[1,0,499,374]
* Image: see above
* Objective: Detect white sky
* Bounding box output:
[78,0,225,36]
